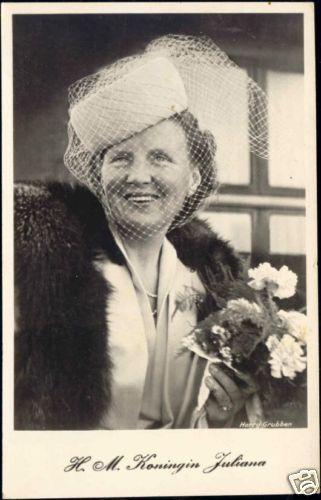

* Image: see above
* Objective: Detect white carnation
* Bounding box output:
[265,334,306,379]
[278,310,307,343]
[275,266,298,299]
[248,263,297,299]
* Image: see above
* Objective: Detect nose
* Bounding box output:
[126,158,152,184]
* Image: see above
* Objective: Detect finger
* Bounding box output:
[205,376,233,410]
[209,365,241,404]
[205,398,232,427]
[205,397,234,425]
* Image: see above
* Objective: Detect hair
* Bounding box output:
[168,110,218,230]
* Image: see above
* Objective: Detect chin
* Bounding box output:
[108,199,184,238]
[111,213,172,239]
[119,219,168,237]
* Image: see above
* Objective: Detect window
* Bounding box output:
[200,61,306,307]
[201,68,305,258]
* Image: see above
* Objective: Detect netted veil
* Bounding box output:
[64,34,269,240]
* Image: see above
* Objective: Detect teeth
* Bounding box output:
[127,195,157,202]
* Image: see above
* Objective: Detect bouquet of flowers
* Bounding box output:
[179,262,307,424]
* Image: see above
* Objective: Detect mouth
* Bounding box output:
[123,192,161,207]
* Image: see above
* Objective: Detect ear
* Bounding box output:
[187,168,201,196]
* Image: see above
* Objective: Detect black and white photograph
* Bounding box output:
[2,2,319,498]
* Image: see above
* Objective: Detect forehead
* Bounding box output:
[109,119,187,153]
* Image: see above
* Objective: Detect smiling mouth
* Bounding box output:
[123,193,161,206]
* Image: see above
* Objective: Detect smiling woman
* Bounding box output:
[15,34,273,430]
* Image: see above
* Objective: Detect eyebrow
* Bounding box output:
[108,150,133,161]
[148,149,174,162]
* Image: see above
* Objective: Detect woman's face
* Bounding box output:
[101,119,200,239]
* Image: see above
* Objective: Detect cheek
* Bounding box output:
[159,164,190,186]
[101,163,124,187]
[167,168,194,193]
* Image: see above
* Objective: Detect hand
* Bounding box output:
[205,363,257,427]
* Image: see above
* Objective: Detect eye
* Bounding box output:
[109,151,133,164]
[150,150,173,164]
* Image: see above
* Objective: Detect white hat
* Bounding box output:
[70,56,188,152]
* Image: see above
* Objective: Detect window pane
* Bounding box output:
[270,214,306,254]
[202,66,250,185]
[267,70,305,188]
[199,211,251,252]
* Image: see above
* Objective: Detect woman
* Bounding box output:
[14,35,267,430]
